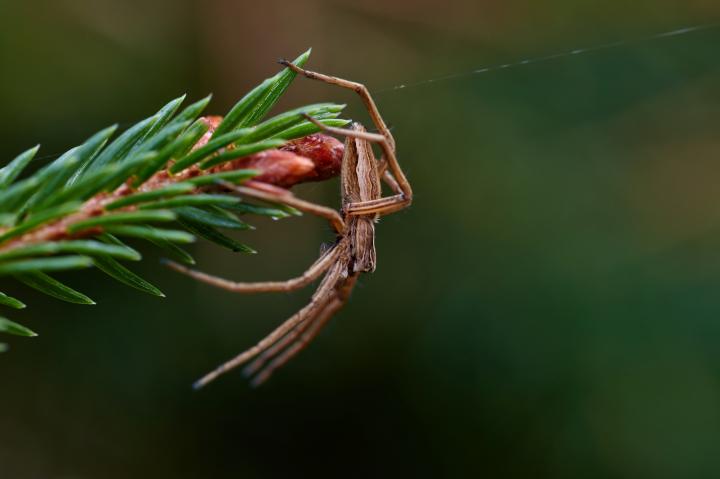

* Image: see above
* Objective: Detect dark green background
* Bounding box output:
[2,1,720,477]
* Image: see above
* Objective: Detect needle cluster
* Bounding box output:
[0,49,349,351]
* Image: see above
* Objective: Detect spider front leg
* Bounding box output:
[302,116,412,216]
[282,61,413,214]
[280,60,396,149]
[225,181,346,235]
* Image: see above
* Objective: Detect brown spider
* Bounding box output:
[167,62,413,387]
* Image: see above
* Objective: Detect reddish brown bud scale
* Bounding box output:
[197,116,344,188]
[194,116,223,151]
[0,114,344,249]
[209,151,315,189]
[279,134,345,183]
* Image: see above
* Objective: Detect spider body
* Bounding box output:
[167,63,412,387]
[342,124,380,274]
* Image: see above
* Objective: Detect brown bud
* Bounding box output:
[280,134,344,183]
[209,150,315,188]
[198,116,344,189]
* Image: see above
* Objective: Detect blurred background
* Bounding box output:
[2,0,720,477]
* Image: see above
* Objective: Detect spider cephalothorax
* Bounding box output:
[167,62,413,387]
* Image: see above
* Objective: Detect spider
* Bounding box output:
[167,61,413,387]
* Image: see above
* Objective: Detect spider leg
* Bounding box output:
[281,61,413,213]
[249,295,345,387]
[163,244,340,293]
[377,159,389,176]
[248,272,359,386]
[193,261,347,389]
[222,181,346,235]
[300,116,412,217]
[376,159,402,195]
[280,61,396,149]
[241,290,337,379]
[241,318,315,378]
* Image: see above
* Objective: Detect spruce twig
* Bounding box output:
[0,49,349,351]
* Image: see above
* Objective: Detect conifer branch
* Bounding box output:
[0,49,349,351]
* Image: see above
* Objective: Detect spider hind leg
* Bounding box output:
[245,294,344,387]
[246,273,358,386]
[193,259,349,388]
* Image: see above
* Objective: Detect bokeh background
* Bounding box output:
[2,1,720,477]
